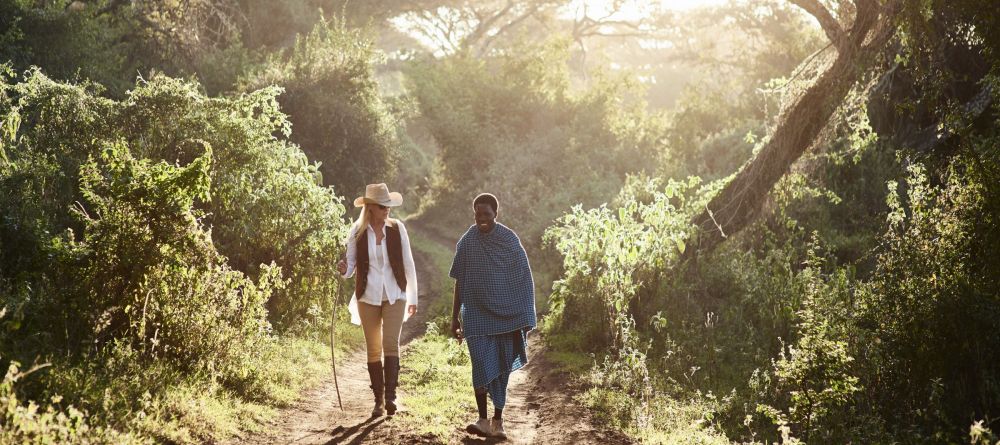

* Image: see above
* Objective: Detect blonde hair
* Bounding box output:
[352,206,372,244]
[351,205,395,243]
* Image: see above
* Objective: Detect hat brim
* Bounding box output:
[354,192,403,208]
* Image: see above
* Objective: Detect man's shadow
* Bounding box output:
[323,416,387,445]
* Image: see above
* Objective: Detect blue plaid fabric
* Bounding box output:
[449,223,537,338]
[467,330,528,409]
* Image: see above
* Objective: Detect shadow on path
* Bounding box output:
[460,436,504,444]
[324,416,386,445]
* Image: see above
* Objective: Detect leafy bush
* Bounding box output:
[544,174,712,435]
[240,17,402,198]
[0,1,135,94]
[0,68,353,440]
[544,143,1000,444]
[1,360,146,445]
[1,69,348,333]
[854,160,1000,439]
[754,248,864,444]
[406,40,665,251]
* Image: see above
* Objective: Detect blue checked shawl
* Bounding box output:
[450,223,537,338]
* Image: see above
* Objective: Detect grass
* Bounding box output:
[398,327,476,438]
[133,313,367,442]
[407,230,457,325]
[5,313,365,444]
[578,386,732,445]
[130,335,336,442]
[540,298,734,444]
[394,231,479,439]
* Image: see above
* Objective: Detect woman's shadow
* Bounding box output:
[323,416,387,445]
[321,417,506,444]
[460,434,505,444]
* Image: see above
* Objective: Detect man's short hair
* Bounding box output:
[473,193,499,213]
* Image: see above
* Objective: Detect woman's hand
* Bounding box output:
[336,259,347,275]
[407,304,418,317]
[451,318,463,343]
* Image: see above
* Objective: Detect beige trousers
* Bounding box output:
[358,299,405,363]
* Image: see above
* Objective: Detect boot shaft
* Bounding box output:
[367,360,385,395]
[367,361,385,416]
[383,356,400,398]
[384,356,401,415]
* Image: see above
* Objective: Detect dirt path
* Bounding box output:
[226,223,632,445]
[461,343,632,445]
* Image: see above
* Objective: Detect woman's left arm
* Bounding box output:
[398,221,419,315]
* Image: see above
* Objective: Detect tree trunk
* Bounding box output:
[688,0,901,255]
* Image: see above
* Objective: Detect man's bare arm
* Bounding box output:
[451,281,463,342]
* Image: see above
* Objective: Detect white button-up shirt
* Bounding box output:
[343,219,418,324]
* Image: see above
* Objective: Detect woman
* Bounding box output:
[337,183,418,417]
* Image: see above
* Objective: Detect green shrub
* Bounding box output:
[68,141,279,375]
[0,68,354,441]
[1,70,349,333]
[240,17,402,198]
[1,359,147,444]
[855,160,1000,438]
[406,40,665,253]
[754,248,863,443]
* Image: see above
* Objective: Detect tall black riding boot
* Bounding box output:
[384,356,401,415]
[367,361,385,417]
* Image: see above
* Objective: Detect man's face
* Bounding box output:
[474,203,497,233]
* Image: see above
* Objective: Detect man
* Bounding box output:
[450,193,537,439]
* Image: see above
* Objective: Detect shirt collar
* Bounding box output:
[367,222,388,236]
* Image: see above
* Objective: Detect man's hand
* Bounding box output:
[451,318,463,343]
[407,304,418,317]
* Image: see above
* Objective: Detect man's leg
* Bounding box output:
[466,386,492,436]
[475,386,488,419]
[485,330,527,439]
[486,373,510,439]
[487,371,510,415]
[487,372,510,412]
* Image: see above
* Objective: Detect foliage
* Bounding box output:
[0,69,353,441]
[755,247,863,444]
[1,1,999,443]
[855,159,1000,439]
[658,0,825,180]
[407,40,665,254]
[0,0,263,96]
[1,360,147,445]
[544,97,1000,445]
[543,65,1000,442]
[241,17,402,198]
[545,174,704,350]
[544,174,713,435]
[1,70,348,333]
[0,0,134,94]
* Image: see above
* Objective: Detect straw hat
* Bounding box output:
[353,183,403,208]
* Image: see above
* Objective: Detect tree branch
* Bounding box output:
[463,0,517,47]
[790,0,846,49]
[477,4,544,56]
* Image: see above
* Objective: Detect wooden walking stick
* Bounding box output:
[330,275,345,411]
